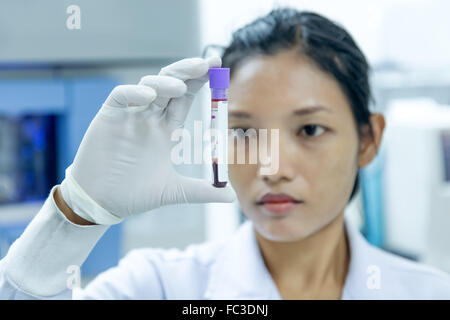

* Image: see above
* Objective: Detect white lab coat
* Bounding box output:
[1,186,450,299]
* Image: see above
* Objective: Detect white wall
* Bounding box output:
[200,0,450,71]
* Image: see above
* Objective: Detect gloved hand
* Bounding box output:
[59,56,236,225]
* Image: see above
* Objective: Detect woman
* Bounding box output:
[1,9,449,300]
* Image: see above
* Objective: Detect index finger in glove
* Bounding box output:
[138,75,187,110]
[159,56,221,82]
[104,85,157,108]
[138,75,187,98]
[163,56,222,129]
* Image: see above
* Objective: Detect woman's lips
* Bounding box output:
[263,202,297,214]
[256,193,303,215]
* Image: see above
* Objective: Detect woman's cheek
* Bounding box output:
[313,144,358,211]
[228,164,238,187]
[228,163,250,192]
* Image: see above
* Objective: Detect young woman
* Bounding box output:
[1,9,449,300]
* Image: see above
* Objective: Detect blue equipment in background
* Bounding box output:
[360,145,386,248]
[0,77,121,277]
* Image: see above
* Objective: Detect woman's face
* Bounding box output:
[228,49,361,242]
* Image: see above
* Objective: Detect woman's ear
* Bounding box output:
[357,113,386,168]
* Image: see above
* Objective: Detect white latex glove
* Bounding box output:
[59,56,236,225]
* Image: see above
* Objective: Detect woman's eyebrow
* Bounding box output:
[229,111,252,118]
[293,105,332,116]
[229,106,331,118]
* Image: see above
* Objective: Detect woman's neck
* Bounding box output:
[255,213,350,299]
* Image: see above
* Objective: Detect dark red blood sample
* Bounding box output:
[212,161,227,188]
[211,97,228,188]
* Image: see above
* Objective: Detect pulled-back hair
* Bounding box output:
[221,8,373,202]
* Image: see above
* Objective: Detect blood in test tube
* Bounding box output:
[209,67,230,188]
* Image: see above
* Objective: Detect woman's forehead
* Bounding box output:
[228,51,350,117]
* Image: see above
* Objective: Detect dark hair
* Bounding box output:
[220,8,373,202]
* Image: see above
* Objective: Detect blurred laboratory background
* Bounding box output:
[0,0,449,283]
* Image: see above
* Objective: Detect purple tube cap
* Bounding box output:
[209,67,230,89]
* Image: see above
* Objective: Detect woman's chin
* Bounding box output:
[252,218,314,242]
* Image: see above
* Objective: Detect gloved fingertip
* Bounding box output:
[222,185,237,203]
[205,183,237,203]
[135,85,157,105]
[177,81,189,97]
[206,55,222,68]
[139,84,158,98]
[179,176,237,204]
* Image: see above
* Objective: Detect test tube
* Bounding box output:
[209,67,230,188]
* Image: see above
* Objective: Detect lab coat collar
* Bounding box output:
[341,215,384,299]
[204,219,281,299]
[204,216,375,300]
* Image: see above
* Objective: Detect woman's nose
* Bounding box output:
[257,138,296,184]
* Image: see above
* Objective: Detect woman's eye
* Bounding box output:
[230,127,249,132]
[298,125,325,138]
[230,127,251,137]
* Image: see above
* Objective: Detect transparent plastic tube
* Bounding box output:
[209,68,230,188]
